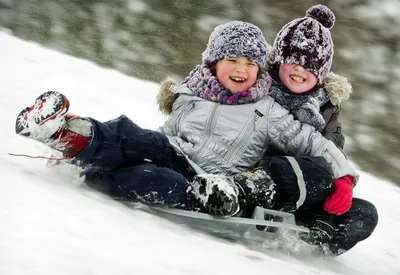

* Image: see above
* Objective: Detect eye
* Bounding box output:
[226,58,237,63]
[247,62,257,67]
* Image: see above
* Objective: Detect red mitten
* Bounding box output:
[324,175,353,215]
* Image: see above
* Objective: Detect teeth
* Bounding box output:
[289,75,305,83]
[230,77,246,82]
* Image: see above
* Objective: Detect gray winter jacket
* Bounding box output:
[157,81,359,183]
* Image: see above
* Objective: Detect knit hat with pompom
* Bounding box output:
[202,21,269,68]
[269,5,336,81]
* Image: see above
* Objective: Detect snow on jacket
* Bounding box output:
[157,79,359,183]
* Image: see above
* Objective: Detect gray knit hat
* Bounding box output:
[202,21,269,68]
[269,5,336,81]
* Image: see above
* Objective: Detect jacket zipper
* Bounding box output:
[224,113,256,164]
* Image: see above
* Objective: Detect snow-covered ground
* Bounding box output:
[0,31,399,275]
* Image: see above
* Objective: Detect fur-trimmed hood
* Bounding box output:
[157,78,178,116]
[156,72,352,115]
[321,72,353,106]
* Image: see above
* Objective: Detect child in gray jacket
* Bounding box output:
[156,20,357,217]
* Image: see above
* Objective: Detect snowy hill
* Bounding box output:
[1,31,399,275]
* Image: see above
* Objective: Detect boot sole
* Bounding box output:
[206,185,239,217]
[15,91,70,136]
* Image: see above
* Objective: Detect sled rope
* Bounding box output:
[8,152,69,161]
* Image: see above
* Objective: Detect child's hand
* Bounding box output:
[323,175,353,215]
[294,101,325,132]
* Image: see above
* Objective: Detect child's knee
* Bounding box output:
[263,156,334,211]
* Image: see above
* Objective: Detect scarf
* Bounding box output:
[268,72,330,132]
[182,65,271,105]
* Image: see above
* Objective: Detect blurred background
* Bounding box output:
[1,0,399,185]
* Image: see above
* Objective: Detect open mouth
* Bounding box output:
[229,76,246,83]
[289,74,306,83]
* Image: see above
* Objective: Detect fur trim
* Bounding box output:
[157,78,177,115]
[322,72,353,105]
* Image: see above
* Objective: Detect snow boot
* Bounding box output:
[298,214,334,246]
[16,91,92,158]
[233,167,276,209]
[191,174,240,217]
[191,167,276,217]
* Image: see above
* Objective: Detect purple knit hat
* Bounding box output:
[269,5,336,81]
[202,21,269,68]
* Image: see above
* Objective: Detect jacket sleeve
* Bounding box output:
[266,99,359,184]
[322,104,345,150]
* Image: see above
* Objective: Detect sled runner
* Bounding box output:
[142,205,309,243]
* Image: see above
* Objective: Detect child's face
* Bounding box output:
[215,57,259,93]
[279,63,317,94]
